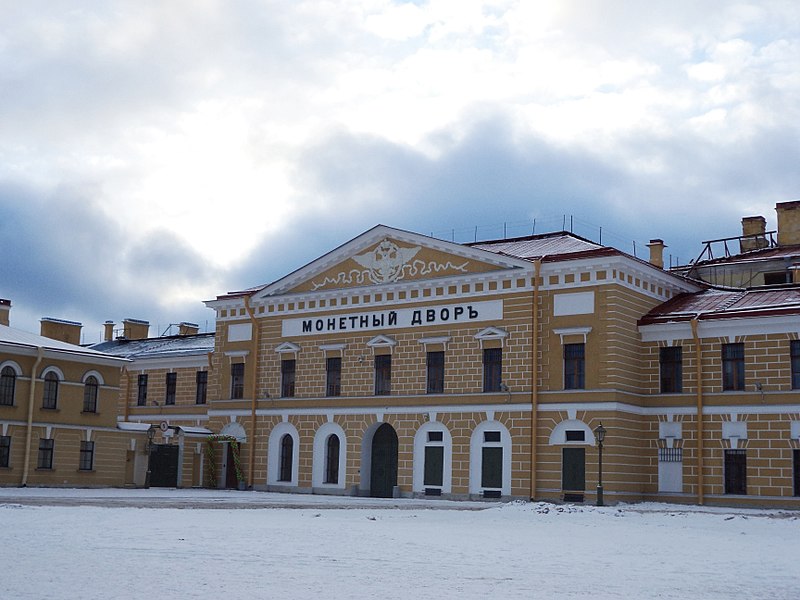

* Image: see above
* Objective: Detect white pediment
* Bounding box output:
[275,342,301,354]
[252,225,533,298]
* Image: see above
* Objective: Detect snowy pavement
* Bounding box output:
[2,488,798,599]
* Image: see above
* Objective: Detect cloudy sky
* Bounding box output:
[2,0,799,342]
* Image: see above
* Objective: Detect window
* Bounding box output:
[281,359,296,398]
[482,348,502,392]
[231,363,245,399]
[38,438,54,470]
[326,357,341,397]
[426,351,444,394]
[79,441,94,471]
[0,436,9,468]
[660,346,683,393]
[722,343,745,391]
[724,449,747,494]
[565,430,585,442]
[792,341,800,390]
[196,371,208,404]
[324,435,340,484]
[279,434,293,482]
[564,343,585,390]
[137,374,148,406]
[42,372,59,409]
[481,431,503,489]
[374,355,391,396]
[83,376,98,413]
[0,366,16,406]
[165,372,177,405]
[424,431,444,487]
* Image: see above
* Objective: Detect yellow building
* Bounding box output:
[0,308,136,487]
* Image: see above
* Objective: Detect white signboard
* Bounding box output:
[282,300,503,337]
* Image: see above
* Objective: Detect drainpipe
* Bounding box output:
[122,366,130,422]
[21,347,45,486]
[244,295,260,489]
[691,318,705,505]
[530,259,542,500]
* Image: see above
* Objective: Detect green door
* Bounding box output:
[370,423,398,498]
[562,447,585,492]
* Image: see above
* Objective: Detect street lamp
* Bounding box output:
[144,426,155,489]
[594,422,607,507]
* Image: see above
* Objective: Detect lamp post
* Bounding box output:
[144,426,155,489]
[594,422,607,507]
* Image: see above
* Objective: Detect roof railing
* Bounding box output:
[692,230,778,264]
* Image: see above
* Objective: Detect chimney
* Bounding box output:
[776,201,800,246]
[103,320,115,342]
[40,317,83,345]
[647,239,666,269]
[122,318,150,340]
[178,321,200,336]
[0,299,10,327]
[740,216,768,252]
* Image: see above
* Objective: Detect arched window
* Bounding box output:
[42,372,59,409]
[324,435,340,484]
[0,366,16,406]
[279,434,293,482]
[83,376,98,413]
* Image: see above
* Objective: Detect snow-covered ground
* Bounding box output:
[1,488,798,599]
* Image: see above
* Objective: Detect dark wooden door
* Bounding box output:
[149,444,179,488]
[794,449,800,497]
[424,446,444,487]
[370,423,398,498]
[562,447,585,491]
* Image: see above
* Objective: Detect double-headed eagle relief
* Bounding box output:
[311,238,469,290]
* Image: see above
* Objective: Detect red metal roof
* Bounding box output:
[639,287,800,324]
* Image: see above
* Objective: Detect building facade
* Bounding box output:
[0,312,136,487]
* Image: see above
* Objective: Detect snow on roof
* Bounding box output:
[90,333,215,359]
[0,324,127,362]
[639,287,800,324]
[469,232,603,259]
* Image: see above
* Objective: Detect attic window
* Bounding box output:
[764,271,789,285]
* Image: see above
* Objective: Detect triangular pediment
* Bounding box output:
[255,225,532,298]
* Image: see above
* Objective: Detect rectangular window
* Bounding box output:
[195,371,208,405]
[37,438,54,470]
[659,346,683,393]
[0,435,9,468]
[484,431,501,443]
[281,359,296,398]
[79,441,94,471]
[722,343,745,391]
[724,449,747,494]
[564,343,585,390]
[792,341,800,390]
[565,430,585,442]
[482,348,502,392]
[165,372,177,405]
[231,363,245,399]
[137,374,148,406]
[428,431,443,442]
[326,357,341,397]
[426,351,445,394]
[374,355,391,396]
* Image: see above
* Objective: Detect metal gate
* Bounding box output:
[149,444,179,488]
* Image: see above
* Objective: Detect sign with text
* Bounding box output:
[281,300,503,337]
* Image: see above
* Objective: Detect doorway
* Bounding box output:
[370,423,398,498]
[562,447,586,494]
